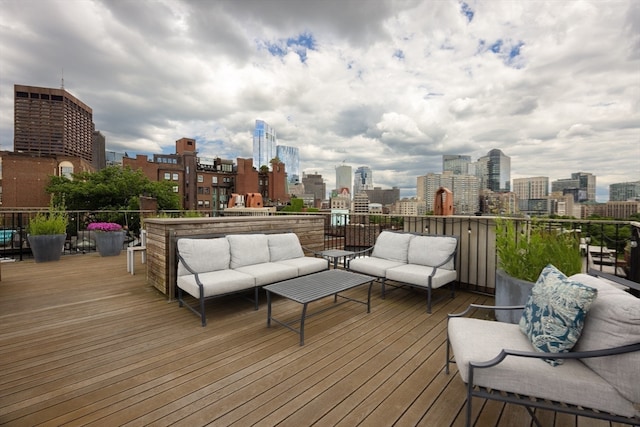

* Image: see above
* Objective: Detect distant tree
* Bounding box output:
[46,166,180,212]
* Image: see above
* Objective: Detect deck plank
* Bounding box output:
[0,254,616,426]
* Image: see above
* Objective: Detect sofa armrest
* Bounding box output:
[448,303,526,319]
[301,245,324,258]
[471,342,640,370]
[176,252,205,294]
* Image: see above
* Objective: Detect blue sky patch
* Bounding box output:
[262,32,317,63]
[460,1,474,23]
[393,49,405,60]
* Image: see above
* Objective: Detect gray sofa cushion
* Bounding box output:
[177,238,230,276]
[235,262,298,286]
[386,264,457,289]
[177,269,255,298]
[275,257,328,276]
[349,257,405,278]
[371,231,414,262]
[228,234,270,269]
[570,274,640,407]
[407,235,456,269]
[449,316,639,418]
[268,233,304,261]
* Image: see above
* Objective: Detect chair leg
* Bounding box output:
[381,278,386,299]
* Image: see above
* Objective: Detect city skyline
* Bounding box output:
[1,1,638,202]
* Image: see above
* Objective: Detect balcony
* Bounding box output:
[1,211,638,425]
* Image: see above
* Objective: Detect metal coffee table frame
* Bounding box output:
[264,270,375,345]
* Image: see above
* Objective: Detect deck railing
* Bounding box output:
[1,209,638,292]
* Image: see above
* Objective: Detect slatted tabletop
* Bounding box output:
[263,269,373,303]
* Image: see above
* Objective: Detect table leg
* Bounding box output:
[367,280,374,313]
[300,303,308,346]
[266,291,272,327]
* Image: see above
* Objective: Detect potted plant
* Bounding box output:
[27,203,68,263]
[494,218,582,323]
[87,222,125,256]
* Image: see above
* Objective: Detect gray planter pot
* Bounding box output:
[94,231,125,256]
[495,269,535,323]
[27,234,66,263]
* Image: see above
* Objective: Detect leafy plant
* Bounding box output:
[28,202,68,235]
[495,218,582,282]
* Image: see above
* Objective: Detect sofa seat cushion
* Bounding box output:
[177,238,230,276]
[268,233,304,261]
[408,235,457,269]
[570,274,640,407]
[519,264,597,366]
[370,231,415,262]
[449,317,639,418]
[386,264,457,289]
[349,256,405,278]
[177,270,255,299]
[235,262,298,286]
[275,257,328,276]
[228,234,270,268]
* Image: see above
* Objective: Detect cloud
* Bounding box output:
[0,0,638,203]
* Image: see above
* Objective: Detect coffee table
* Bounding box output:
[264,269,375,345]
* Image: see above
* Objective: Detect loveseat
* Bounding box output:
[347,231,458,313]
[176,233,328,326]
[446,267,640,426]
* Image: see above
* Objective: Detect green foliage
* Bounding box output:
[28,202,68,235]
[182,210,203,218]
[495,218,582,282]
[46,166,181,211]
[282,198,304,212]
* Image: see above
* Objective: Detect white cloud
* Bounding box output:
[0,0,638,202]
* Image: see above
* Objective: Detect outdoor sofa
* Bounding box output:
[347,230,458,313]
[446,266,640,426]
[176,232,328,326]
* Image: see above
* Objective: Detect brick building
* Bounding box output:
[0,151,93,208]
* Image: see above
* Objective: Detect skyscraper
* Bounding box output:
[443,155,471,175]
[551,172,596,203]
[353,166,373,195]
[478,149,511,192]
[252,119,276,170]
[276,145,299,183]
[335,164,352,197]
[14,84,94,162]
[609,181,640,201]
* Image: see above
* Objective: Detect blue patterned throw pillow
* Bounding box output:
[519,264,597,366]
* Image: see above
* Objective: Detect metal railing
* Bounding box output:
[2,209,637,293]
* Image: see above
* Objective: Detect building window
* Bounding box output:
[172,173,179,181]
[197,174,203,183]
[172,186,179,193]
[204,200,210,207]
[164,172,171,180]
[212,176,218,184]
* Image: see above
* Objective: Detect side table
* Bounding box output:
[320,249,355,269]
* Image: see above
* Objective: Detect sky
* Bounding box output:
[0,0,639,202]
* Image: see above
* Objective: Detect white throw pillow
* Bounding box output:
[227,234,270,268]
[177,238,230,276]
[268,233,304,261]
[371,231,414,262]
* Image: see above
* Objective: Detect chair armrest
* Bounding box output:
[349,246,375,257]
[471,342,640,370]
[176,253,205,292]
[448,303,526,318]
[301,245,324,257]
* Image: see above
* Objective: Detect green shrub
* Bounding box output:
[495,218,582,282]
[28,204,68,235]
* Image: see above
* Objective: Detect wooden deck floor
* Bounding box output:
[0,254,622,426]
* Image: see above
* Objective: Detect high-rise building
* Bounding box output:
[335,164,352,198]
[416,172,479,214]
[353,166,373,195]
[276,145,299,183]
[14,84,95,163]
[301,172,326,208]
[609,181,640,201]
[443,155,471,175]
[252,119,276,170]
[551,172,596,203]
[513,176,550,214]
[477,149,510,192]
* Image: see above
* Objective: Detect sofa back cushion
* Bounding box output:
[571,273,640,406]
[227,234,270,269]
[407,235,457,270]
[371,231,414,263]
[177,238,230,276]
[268,233,304,261]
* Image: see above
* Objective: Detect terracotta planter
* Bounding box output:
[28,234,66,263]
[495,269,534,323]
[94,231,125,256]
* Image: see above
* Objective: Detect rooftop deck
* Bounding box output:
[0,254,624,426]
